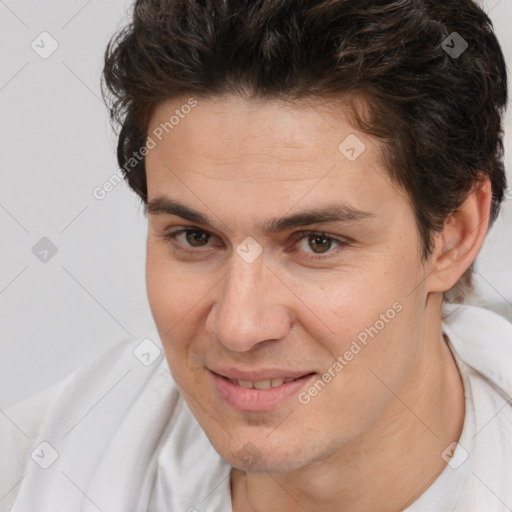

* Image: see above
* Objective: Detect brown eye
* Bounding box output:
[307,233,332,253]
[185,229,210,247]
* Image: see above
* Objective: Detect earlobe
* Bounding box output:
[426,177,492,293]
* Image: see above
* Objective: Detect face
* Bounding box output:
[145,94,430,473]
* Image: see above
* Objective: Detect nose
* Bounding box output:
[205,251,293,352]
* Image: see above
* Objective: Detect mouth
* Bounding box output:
[210,370,316,412]
[227,376,307,389]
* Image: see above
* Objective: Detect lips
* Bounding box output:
[210,369,316,412]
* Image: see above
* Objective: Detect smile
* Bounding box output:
[210,370,316,412]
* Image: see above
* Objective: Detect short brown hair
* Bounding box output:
[102,0,508,303]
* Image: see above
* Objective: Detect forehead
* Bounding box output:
[147,95,383,174]
[144,94,408,224]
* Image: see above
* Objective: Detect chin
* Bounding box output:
[214,435,319,474]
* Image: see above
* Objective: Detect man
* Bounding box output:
[1,0,511,511]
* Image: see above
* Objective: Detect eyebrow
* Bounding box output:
[146,196,374,234]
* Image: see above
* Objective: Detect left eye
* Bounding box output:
[294,231,347,256]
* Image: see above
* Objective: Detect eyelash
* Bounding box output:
[158,228,351,261]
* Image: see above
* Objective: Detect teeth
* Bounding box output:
[234,377,295,389]
[253,380,272,390]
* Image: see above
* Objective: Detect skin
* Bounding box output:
[144,94,491,512]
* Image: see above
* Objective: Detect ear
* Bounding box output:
[426,176,492,293]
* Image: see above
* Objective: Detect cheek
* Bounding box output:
[294,254,412,338]
[145,242,199,337]
[299,251,424,383]
[145,240,220,374]
[325,287,423,393]
[300,289,423,437]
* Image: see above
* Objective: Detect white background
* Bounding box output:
[1,0,511,407]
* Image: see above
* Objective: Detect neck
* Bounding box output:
[231,294,465,512]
